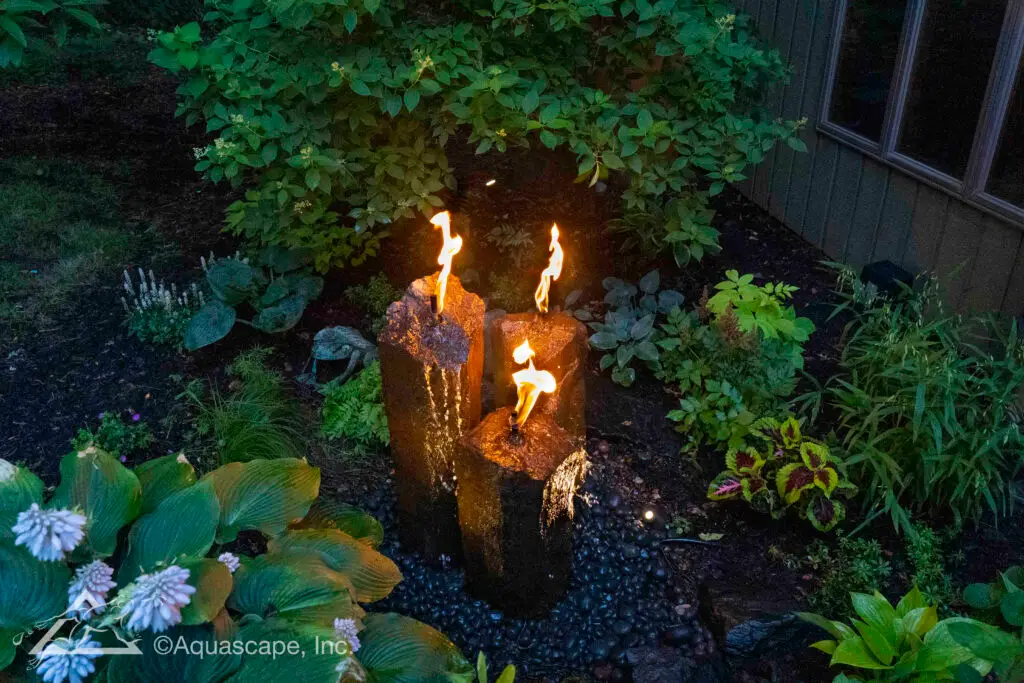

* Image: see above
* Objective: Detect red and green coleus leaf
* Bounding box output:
[779,416,802,448]
[807,496,845,532]
[740,476,767,503]
[800,441,830,469]
[707,471,744,500]
[813,467,839,496]
[776,463,815,504]
[725,447,765,475]
[748,416,781,442]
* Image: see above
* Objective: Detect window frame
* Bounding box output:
[820,0,1024,228]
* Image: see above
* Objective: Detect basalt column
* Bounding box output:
[455,406,588,616]
[494,312,588,446]
[379,273,484,560]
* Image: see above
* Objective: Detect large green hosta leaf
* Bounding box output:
[119,480,220,582]
[134,453,197,514]
[292,499,384,548]
[104,624,241,683]
[268,529,401,603]
[227,617,366,683]
[228,551,362,628]
[358,613,473,683]
[204,459,320,543]
[179,558,234,627]
[0,461,43,541]
[50,447,142,558]
[0,628,19,671]
[0,541,71,631]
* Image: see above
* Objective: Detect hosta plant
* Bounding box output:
[587,270,684,387]
[185,248,323,350]
[800,587,1013,682]
[0,447,478,682]
[706,416,855,531]
[148,1,805,270]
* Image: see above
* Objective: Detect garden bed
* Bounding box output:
[2,50,1024,683]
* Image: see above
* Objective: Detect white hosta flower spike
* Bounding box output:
[217,552,240,574]
[121,565,196,633]
[68,560,117,619]
[333,617,361,653]
[36,634,101,683]
[12,504,86,562]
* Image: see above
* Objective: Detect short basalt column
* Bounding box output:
[379,273,484,560]
[494,312,588,446]
[455,406,588,616]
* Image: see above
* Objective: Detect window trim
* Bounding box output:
[819,0,1024,228]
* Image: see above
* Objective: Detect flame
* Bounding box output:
[534,224,563,313]
[430,211,462,315]
[511,339,556,427]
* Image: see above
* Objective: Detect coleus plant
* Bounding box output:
[705,416,856,531]
[0,446,479,682]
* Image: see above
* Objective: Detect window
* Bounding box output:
[822,0,1024,224]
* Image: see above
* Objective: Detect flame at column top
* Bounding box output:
[534,224,563,314]
[430,211,462,316]
[512,339,556,428]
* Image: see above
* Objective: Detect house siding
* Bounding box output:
[734,0,1024,316]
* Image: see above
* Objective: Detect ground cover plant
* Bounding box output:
[71,412,153,462]
[809,273,1024,535]
[321,361,389,453]
[148,0,805,271]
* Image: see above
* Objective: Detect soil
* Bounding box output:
[1,58,1021,683]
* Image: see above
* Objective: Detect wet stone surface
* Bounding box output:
[365,443,718,681]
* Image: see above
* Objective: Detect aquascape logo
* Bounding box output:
[27,590,143,658]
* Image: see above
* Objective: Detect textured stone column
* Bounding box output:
[494,312,588,447]
[456,407,588,616]
[379,273,484,561]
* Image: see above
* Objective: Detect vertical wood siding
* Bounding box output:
[735,0,1024,316]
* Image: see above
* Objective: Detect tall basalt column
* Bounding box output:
[456,407,588,617]
[379,273,484,561]
[494,312,588,447]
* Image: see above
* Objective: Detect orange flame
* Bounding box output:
[430,211,462,315]
[534,224,563,313]
[511,339,556,427]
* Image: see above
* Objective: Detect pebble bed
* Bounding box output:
[361,451,718,681]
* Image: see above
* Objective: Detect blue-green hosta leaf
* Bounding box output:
[228,550,363,627]
[0,460,43,541]
[50,446,142,558]
[291,500,384,548]
[917,619,994,676]
[104,624,241,683]
[119,480,220,582]
[252,294,307,333]
[946,619,1022,664]
[358,613,473,683]
[178,557,234,626]
[1001,590,1024,627]
[204,459,320,543]
[0,628,17,671]
[206,259,256,306]
[133,453,197,514]
[268,529,401,603]
[185,300,237,351]
[638,270,660,294]
[228,618,364,682]
[0,541,71,631]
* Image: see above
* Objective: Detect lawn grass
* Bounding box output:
[0,158,141,336]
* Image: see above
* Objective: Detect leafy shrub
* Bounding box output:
[0,450,478,681]
[706,416,855,531]
[0,0,102,68]
[149,2,804,270]
[122,268,203,348]
[607,192,721,267]
[906,524,955,609]
[587,270,684,387]
[344,274,402,336]
[807,536,892,618]
[321,361,388,451]
[816,275,1024,535]
[185,348,307,464]
[71,412,153,460]
[185,248,323,351]
[659,272,814,451]
[484,223,536,269]
[800,586,1013,681]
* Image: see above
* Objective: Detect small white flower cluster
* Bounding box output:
[67,560,117,619]
[193,145,211,160]
[121,565,197,633]
[200,251,249,273]
[333,617,361,653]
[12,504,86,562]
[36,634,101,683]
[218,552,240,573]
[121,268,203,315]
